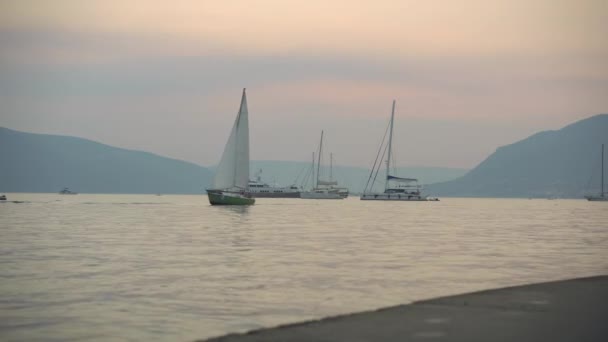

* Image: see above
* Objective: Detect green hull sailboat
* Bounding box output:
[207,88,255,205]
[208,190,254,205]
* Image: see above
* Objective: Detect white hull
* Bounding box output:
[250,190,301,198]
[249,179,300,198]
[301,191,343,199]
[360,193,436,201]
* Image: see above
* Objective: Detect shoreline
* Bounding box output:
[201,275,608,341]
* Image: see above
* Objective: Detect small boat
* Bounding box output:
[0,194,6,201]
[300,131,344,200]
[59,187,77,195]
[324,153,349,198]
[360,100,437,201]
[585,144,607,201]
[206,89,255,205]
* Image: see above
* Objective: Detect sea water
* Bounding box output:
[1,194,607,341]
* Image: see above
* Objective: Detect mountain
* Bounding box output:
[427,114,608,198]
[0,127,212,194]
[247,160,468,194]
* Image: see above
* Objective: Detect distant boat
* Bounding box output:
[300,131,344,200]
[585,144,607,202]
[0,194,6,201]
[248,169,301,198]
[59,187,77,195]
[325,153,349,198]
[360,100,437,201]
[206,88,255,205]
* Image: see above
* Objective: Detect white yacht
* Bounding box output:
[360,100,438,201]
[248,169,301,198]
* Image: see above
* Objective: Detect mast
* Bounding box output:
[385,100,395,191]
[602,144,605,196]
[316,130,324,188]
[330,153,333,182]
[311,151,315,190]
[233,89,245,187]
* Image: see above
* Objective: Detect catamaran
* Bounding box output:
[207,89,255,205]
[300,131,344,199]
[360,100,437,201]
[585,144,607,202]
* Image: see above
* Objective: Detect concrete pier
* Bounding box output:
[201,275,608,341]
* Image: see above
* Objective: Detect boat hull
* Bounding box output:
[360,193,436,201]
[300,192,343,199]
[208,190,255,205]
[251,191,301,198]
[586,196,608,201]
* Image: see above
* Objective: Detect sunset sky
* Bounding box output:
[1,0,607,168]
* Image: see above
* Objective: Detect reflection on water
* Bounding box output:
[1,194,607,341]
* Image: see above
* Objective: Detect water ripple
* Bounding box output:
[0,194,607,341]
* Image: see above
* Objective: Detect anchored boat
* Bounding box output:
[300,131,344,199]
[59,187,77,195]
[248,169,301,198]
[360,100,437,201]
[206,89,255,205]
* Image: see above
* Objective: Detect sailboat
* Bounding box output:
[300,131,343,199]
[207,88,255,205]
[360,100,437,201]
[585,144,607,201]
[326,153,349,198]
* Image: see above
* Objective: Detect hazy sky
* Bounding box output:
[1,0,607,169]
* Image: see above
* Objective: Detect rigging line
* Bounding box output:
[301,156,313,189]
[318,134,325,182]
[371,130,391,192]
[293,163,306,184]
[364,118,391,193]
[585,156,601,192]
[390,147,397,176]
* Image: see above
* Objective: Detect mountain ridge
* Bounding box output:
[2,113,605,197]
[427,114,608,198]
[0,127,213,194]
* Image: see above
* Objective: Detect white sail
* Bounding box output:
[211,89,250,190]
